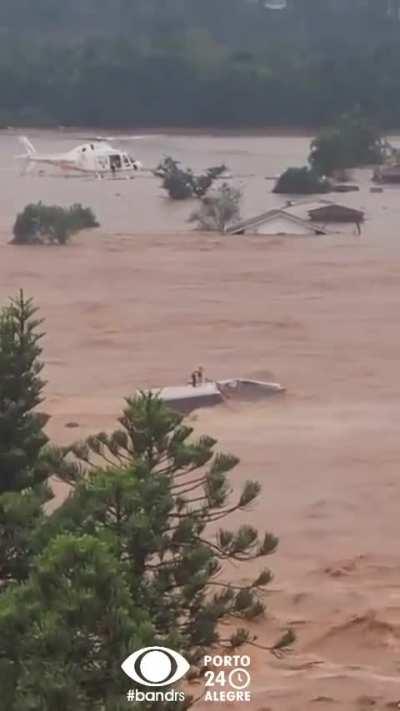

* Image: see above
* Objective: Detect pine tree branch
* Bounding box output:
[172,463,207,478]
[206,581,256,592]
[170,476,207,492]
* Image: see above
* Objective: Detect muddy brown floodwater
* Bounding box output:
[2,131,400,710]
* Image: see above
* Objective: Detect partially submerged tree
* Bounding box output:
[309,111,385,176]
[67,204,100,232]
[273,166,331,194]
[12,202,99,245]
[156,156,227,200]
[156,157,193,199]
[189,183,242,232]
[193,166,229,199]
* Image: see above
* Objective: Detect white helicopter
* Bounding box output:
[16,136,143,178]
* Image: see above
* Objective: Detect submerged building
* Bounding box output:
[229,200,364,236]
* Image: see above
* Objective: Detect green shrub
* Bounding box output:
[67,204,99,232]
[192,165,227,198]
[273,166,331,194]
[309,112,385,176]
[12,202,99,245]
[189,183,242,232]
[156,156,227,200]
[164,171,194,200]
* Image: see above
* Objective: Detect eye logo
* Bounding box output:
[121,646,190,687]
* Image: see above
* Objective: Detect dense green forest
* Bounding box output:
[1,0,400,127]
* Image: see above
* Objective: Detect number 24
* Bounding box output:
[205,671,226,687]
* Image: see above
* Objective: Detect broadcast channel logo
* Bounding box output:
[121,646,190,687]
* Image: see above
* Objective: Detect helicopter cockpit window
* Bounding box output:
[123,155,130,167]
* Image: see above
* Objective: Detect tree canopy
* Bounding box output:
[0,534,152,711]
[273,166,331,194]
[309,112,385,176]
[1,1,400,127]
[189,183,242,231]
[12,203,99,245]
[156,157,227,200]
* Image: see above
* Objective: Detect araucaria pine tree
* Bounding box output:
[0,292,52,586]
[0,290,49,494]
[55,393,289,666]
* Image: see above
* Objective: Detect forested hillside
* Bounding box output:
[1,0,400,127]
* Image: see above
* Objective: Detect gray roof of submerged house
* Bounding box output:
[147,382,222,402]
[141,379,285,413]
[284,199,333,220]
[143,382,224,413]
[228,207,327,235]
[307,204,365,222]
[284,199,364,221]
[228,198,365,234]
